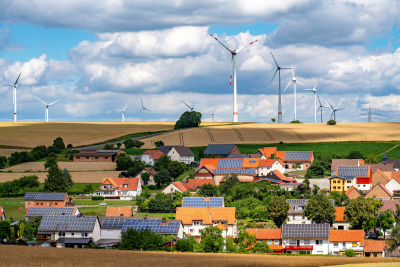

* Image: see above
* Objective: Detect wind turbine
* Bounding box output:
[270,53,292,123]
[8,73,21,122]
[115,105,128,122]
[140,98,150,122]
[180,100,194,111]
[207,107,216,122]
[316,96,329,123]
[327,99,344,121]
[304,79,319,123]
[35,96,60,122]
[284,63,304,121]
[210,34,258,122]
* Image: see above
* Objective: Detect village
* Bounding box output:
[2,140,400,259]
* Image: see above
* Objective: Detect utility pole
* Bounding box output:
[361,103,380,122]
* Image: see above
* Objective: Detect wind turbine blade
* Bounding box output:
[144,108,151,111]
[284,80,292,92]
[318,96,322,107]
[9,83,14,86]
[270,52,279,68]
[270,69,278,84]
[209,34,234,53]
[336,108,345,111]
[48,99,61,106]
[304,89,313,91]
[180,100,192,109]
[291,62,294,77]
[297,81,305,86]
[115,109,122,112]
[14,73,21,85]
[230,54,234,85]
[317,106,322,112]
[236,39,258,53]
[326,99,334,110]
[314,78,319,89]
[141,98,144,109]
[213,107,216,113]
[35,96,47,105]
[123,104,128,111]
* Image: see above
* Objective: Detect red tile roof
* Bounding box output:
[257,147,278,158]
[172,181,188,192]
[187,179,214,191]
[176,207,236,225]
[199,158,220,169]
[329,230,364,246]
[335,207,346,222]
[106,206,132,217]
[379,200,400,212]
[144,167,157,176]
[102,177,140,191]
[364,240,387,253]
[0,206,3,219]
[259,159,285,167]
[272,170,295,182]
[246,228,282,240]
[143,150,164,160]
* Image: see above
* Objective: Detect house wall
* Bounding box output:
[95,184,118,197]
[332,222,350,230]
[258,161,285,176]
[287,214,312,224]
[229,145,241,156]
[329,241,363,256]
[101,229,122,240]
[162,184,183,194]
[92,219,101,242]
[73,156,113,162]
[140,154,155,166]
[25,195,70,209]
[282,238,329,255]
[135,170,156,185]
[182,222,236,239]
[372,172,389,186]
[194,168,213,179]
[167,148,195,164]
[330,178,355,192]
[365,185,392,200]
[346,189,362,200]
[385,179,400,194]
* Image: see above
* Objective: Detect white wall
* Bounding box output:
[287,214,312,224]
[329,241,363,256]
[140,154,155,165]
[100,229,122,240]
[386,179,400,194]
[282,238,329,255]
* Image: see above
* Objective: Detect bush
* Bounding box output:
[345,249,355,257]
[327,119,336,125]
[147,185,157,190]
[175,239,195,252]
[67,144,73,148]
[174,111,202,129]
[290,120,301,123]
[154,141,164,148]
[92,196,105,200]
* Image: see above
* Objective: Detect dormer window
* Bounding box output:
[124,184,128,188]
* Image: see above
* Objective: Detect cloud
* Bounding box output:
[4,54,49,85]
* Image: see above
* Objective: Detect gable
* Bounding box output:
[365,182,392,199]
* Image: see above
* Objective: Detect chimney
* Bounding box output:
[162,218,167,223]
[144,214,148,220]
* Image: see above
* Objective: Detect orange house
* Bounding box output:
[24,192,71,209]
[246,228,283,253]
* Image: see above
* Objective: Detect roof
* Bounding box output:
[365,182,393,198]
[121,219,182,234]
[364,240,387,253]
[335,207,346,222]
[271,170,295,183]
[331,159,361,171]
[25,207,78,217]
[259,159,285,167]
[38,216,97,232]
[242,158,260,168]
[379,200,400,212]
[24,192,67,201]
[218,159,242,168]
[274,151,286,161]
[374,169,391,182]
[170,146,194,157]
[391,172,400,182]
[386,159,400,169]
[282,224,330,238]
[101,178,140,191]
[176,207,236,225]
[199,158,220,169]
[216,222,228,230]
[365,163,394,173]
[204,144,237,156]
[172,181,188,192]
[182,197,224,208]
[74,152,118,157]
[228,154,249,158]
[246,228,282,240]
[56,238,92,244]
[213,168,256,175]
[287,199,334,215]
[158,146,174,155]
[345,186,362,197]
[284,151,313,161]
[329,230,364,246]
[336,166,370,179]
[106,207,132,217]
[0,206,3,219]
[100,217,126,228]
[143,167,157,176]
[142,150,164,160]
[187,179,214,190]
[257,147,277,157]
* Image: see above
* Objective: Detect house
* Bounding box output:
[331,159,364,176]
[94,178,142,200]
[328,230,364,256]
[162,181,188,194]
[276,151,314,170]
[193,165,215,179]
[121,217,184,239]
[382,151,400,171]
[246,228,282,253]
[281,223,330,255]
[135,167,158,186]
[257,159,286,176]
[73,149,125,162]
[97,217,126,247]
[25,207,80,219]
[333,207,350,230]
[287,199,334,224]
[260,170,296,184]
[330,166,372,191]
[176,207,237,240]
[385,176,400,196]
[365,182,393,200]
[329,176,356,192]
[364,240,387,257]
[106,207,132,217]
[255,147,278,159]
[37,215,101,247]
[345,186,363,199]
[182,197,224,207]
[166,146,195,164]
[365,163,394,174]
[187,179,214,192]
[204,144,241,158]
[0,206,5,221]
[24,192,73,209]
[139,150,164,166]
[371,169,391,187]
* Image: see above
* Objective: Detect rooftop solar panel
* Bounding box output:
[286,199,335,205]
[218,160,243,169]
[102,218,126,228]
[284,151,312,161]
[121,219,180,234]
[38,216,97,232]
[337,166,369,179]
[182,197,224,207]
[24,192,66,200]
[27,207,76,216]
[213,168,255,175]
[282,223,330,238]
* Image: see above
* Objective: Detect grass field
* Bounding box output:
[134,213,175,219]
[0,198,25,221]
[1,246,400,267]
[0,171,120,183]
[3,162,117,172]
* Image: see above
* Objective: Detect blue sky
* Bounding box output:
[1,1,400,123]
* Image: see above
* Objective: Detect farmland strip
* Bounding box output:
[232,127,245,142]
[206,128,215,142]
[292,130,306,141]
[259,128,274,141]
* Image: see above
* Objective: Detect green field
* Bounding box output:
[0,198,25,221]
[73,198,135,206]
[134,212,175,219]
[79,206,107,216]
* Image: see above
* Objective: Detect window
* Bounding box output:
[86,157,89,159]
[105,157,108,159]
[347,180,351,183]
[55,203,58,206]
[334,242,338,247]
[352,242,357,247]
[41,203,43,205]
[59,232,65,236]
[267,240,272,245]
[292,215,296,220]
[333,180,336,184]
[274,240,279,245]
[342,242,346,248]
[304,240,310,245]
[71,232,74,236]
[316,240,323,245]
[190,229,193,233]
[77,157,80,159]
[289,240,297,245]
[170,188,173,192]
[95,157,99,159]
[36,203,39,205]
[333,186,336,190]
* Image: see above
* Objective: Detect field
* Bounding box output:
[1,246,400,267]
[140,122,400,148]
[3,162,117,172]
[0,148,30,157]
[0,171,121,183]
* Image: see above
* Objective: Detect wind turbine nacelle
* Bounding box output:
[292,78,296,82]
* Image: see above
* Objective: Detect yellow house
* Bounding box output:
[330,176,355,192]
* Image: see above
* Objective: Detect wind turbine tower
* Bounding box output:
[284,63,304,121]
[316,96,328,123]
[9,73,21,122]
[210,34,258,122]
[140,99,151,122]
[115,105,128,122]
[327,99,345,121]
[207,107,216,122]
[35,96,61,122]
[304,79,319,123]
[270,53,292,123]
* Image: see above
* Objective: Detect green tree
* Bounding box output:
[133,140,145,149]
[19,222,25,238]
[103,144,114,150]
[0,156,7,169]
[376,210,395,239]
[312,184,320,195]
[24,222,33,240]
[127,160,144,177]
[62,168,74,189]
[236,230,256,252]
[120,228,163,251]
[154,155,172,171]
[328,191,350,206]
[53,137,65,150]
[141,172,151,186]
[199,226,224,253]
[304,160,325,178]
[266,196,289,227]
[387,223,400,252]
[43,164,67,192]
[344,197,376,230]
[198,148,205,159]
[18,175,39,188]
[198,183,219,197]
[44,157,57,170]
[271,118,276,123]
[154,141,164,148]
[0,220,11,239]
[345,249,355,257]
[66,144,73,149]
[327,119,336,125]
[347,151,364,160]
[252,241,273,253]
[116,154,134,170]
[116,142,122,149]
[365,154,380,164]
[175,238,195,252]
[174,111,202,129]
[123,139,135,149]
[154,170,172,186]
[220,174,240,194]
[332,153,345,159]
[167,161,184,181]
[303,193,336,224]
[83,184,94,194]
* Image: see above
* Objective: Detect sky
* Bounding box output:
[1,0,400,123]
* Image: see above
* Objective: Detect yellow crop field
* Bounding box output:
[4,162,117,172]
[1,246,400,267]
[0,171,120,183]
[0,148,30,157]
[141,122,400,148]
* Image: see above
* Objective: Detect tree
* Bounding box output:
[332,153,345,159]
[198,184,219,197]
[18,175,39,188]
[304,160,325,178]
[154,170,172,186]
[174,111,202,129]
[376,210,395,239]
[44,157,57,170]
[0,156,7,169]
[347,151,364,160]
[236,230,257,253]
[271,118,276,123]
[327,119,336,125]
[127,160,144,177]
[198,147,205,159]
[220,174,240,194]
[312,184,320,196]
[103,144,114,150]
[120,228,163,251]
[154,155,172,171]
[83,184,94,194]
[365,154,380,164]
[387,222,400,252]
[253,241,273,253]
[62,168,74,189]
[66,144,73,149]
[303,193,336,224]
[328,191,350,206]
[154,141,164,148]
[116,154,134,170]
[344,197,376,230]
[53,137,65,150]
[0,220,11,240]
[167,161,184,181]
[123,139,135,149]
[116,142,122,149]
[141,172,151,186]
[199,226,224,253]
[133,140,145,149]
[266,196,289,227]
[19,222,25,238]
[44,164,67,192]
[175,238,195,252]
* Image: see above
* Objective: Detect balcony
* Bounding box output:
[285,245,313,251]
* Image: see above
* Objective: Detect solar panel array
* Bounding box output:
[213,168,255,175]
[27,207,75,216]
[24,192,66,200]
[182,197,224,207]
[286,199,335,205]
[122,219,180,234]
[102,217,126,228]
[227,155,249,158]
[337,166,369,179]
[218,160,242,169]
[284,151,311,161]
[282,223,330,238]
[38,216,96,232]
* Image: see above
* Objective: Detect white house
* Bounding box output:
[0,206,5,221]
[385,177,400,194]
[94,178,142,200]
[286,199,334,225]
[167,146,195,164]
[329,230,364,257]
[162,181,188,194]
[282,224,330,255]
[139,150,164,166]
[257,159,285,176]
[37,216,101,248]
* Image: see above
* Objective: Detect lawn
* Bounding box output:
[78,206,107,216]
[176,168,195,181]
[0,198,25,221]
[123,148,151,155]
[73,198,136,206]
[134,212,175,219]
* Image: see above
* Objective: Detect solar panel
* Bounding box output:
[24,192,66,200]
[182,197,224,208]
[213,168,255,175]
[284,151,311,161]
[286,199,334,205]
[282,223,330,238]
[27,207,76,216]
[218,160,243,169]
[122,219,180,234]
[337,166,369,179]
[102,218,126,228]
[38,216,97,232]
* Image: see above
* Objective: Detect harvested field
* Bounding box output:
[0,171,120,183]
[141,122,400,148]
[1,246,400,267]
[0,148,30,157]
[4,162,117,172]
